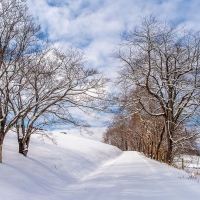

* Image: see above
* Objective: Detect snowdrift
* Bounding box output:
[1,131,200,200]
[0,132,122,199]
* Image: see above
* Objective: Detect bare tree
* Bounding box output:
[11,47,107,156]
[0,0,108,162]
[0,0,41,163]
[103,104,168,161]
[115,15,200,163]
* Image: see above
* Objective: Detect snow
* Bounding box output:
[174,154,200,173]
[0,131,200,199]
[52,128,105,142]
[18,127,23,139]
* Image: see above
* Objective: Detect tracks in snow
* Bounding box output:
[59,151,200,200]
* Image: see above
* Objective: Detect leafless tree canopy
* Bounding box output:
[0,0,41,162]
[13,47,107,156]
[106,15,200,163]
[0,0,107,162]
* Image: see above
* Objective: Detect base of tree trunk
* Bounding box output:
[18,138,23,154]
[23,150,28,157]
[0,144,2,163]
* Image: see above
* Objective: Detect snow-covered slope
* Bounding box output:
[0,132,200,200]
[0,132,122,199]
[65,151,200,200]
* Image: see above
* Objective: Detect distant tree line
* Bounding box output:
[0,0,107,162]
[103,15,200,164]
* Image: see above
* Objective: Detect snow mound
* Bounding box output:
[0,132,122,199]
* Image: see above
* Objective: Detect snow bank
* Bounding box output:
[0,131,122,199]
[1,131,200,200]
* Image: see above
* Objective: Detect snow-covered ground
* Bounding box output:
[0,132,200,200]
[174,155,200,173]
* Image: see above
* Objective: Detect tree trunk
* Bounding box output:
[0,143,2,163]
[150,141,153,159]
[0,124,5,163]
[18,138,23,154]
[22,135,31,157]
[125,140,128,151]
[156,126,165,160]
[17,117,26,154]
[166,134,173,164]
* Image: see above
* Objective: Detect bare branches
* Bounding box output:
[0,0,108,161]
[113,15,200,163]
[10,46,107,156]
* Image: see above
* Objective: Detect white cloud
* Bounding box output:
[27,0,200,136]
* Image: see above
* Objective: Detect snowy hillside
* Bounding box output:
[0,132,200,200]
[1,132,122,199]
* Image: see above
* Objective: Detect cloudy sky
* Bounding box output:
[27,0,200,139]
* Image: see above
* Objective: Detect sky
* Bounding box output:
[27,0,200,138]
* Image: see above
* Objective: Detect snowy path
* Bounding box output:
[60,151,200,200]
[1,133,200,200]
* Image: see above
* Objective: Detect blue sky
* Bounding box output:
[27,0,200,136]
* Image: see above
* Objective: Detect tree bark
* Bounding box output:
[22,135,31,157]
[18,138,23,154]
[0,120,5,163]
[150,141,153,159]
[156,126,165,160]
[166,134,173,164]
[0,143,2,163]
[125,140,128,151]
